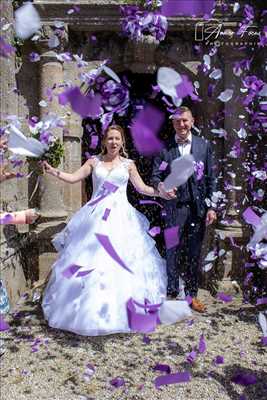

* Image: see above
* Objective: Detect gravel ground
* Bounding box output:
[0,289,266,400]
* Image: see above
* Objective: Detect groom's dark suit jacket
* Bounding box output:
[151,134,216,220]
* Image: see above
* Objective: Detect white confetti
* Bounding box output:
[218,89,234,102]
[209,69,222,80]
[15,2,41,40]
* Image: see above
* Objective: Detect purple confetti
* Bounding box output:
[164,226,179,250]
[242,207,261,227]
[58,87,102,119]
[102,208,111,221]
[143,335,151,344]
[0,315,10,331]
[0,213,14,225]
[186,351,197,364]
[231,372,257,386]
[159,161,168,171]
[154,371,191,388]
[161,0,215,17]
[62,264,81,279]
[139,200,163,208]
[126,298,160,333]
[95,233,133,274]
[198,334,207,354]
[0,36,15,58]
[261,337,267,346]
[217,292,233,303]
[256,297,267,306]
[148,226,161,237]
[76,269,94,278]
[110,377,125,388]
[214,355,224,365]
[153,363,171,374]
[130,104,165,156]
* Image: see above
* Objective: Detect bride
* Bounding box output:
[42,125,191,335]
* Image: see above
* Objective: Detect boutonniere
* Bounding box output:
[193,161,204,180]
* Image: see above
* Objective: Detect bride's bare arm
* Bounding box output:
[129,162,159,197]
[42,159,94,184]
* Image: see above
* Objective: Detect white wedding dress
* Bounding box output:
[42,156,191,336]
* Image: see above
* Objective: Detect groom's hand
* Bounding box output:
[158,182,177,200]
[206,209,217,225]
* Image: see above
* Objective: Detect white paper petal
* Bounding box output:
[204,250,218,262]
[209,69,222,80]
[157,67,182,99]
[258,84,267,97]
[233,2,240,13]
[163,154,195,191]
[48,35,60,49]
[15,3,41,40]
[203,263,213,272]
[258,312,267,336]
[236,127,247,139]
[8,125,45,158]
[211,128,227,138]
[203,54,211,68]
[159,300,191,325]
[102,65,121,83]
[218,89,234,102]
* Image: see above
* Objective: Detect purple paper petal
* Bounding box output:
[198,334,207,354]
[159,161,168,171]
[153,363,171,374]
[130,104,164,156]
[126,298,160,333]
[256,297,267,306]
[217,292,233,303]
[154,371,191,388]
[214,355,224,365]
[164,226,179,250]
[0,315,10,331]
[62,264,81,279]
[143,335,151,344]
[148,226,161,237]
[261,337,267,345]
[90,135,99,149]
[76,269,94,278]
[102,208,111,221]
[139,200,163,208]
[231,373,257,386]
[0,36,15,58]
[161,0,215,17]
[95,233,133,274]
[110,377,125,388]
[58,87,102,118]
[88,181,118,207]
[242,207,261,227]
[186,351,197,364]
[0,213,14,225]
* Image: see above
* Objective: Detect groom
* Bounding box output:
[151,106,217,312]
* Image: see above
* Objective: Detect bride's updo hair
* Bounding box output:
[101,124,128,158]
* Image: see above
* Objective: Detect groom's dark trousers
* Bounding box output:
[151,134,216,297]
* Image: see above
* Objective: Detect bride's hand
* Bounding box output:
[158,182,177,200]
[42,161,55,175]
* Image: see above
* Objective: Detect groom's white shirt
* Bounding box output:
[175,132,192,156]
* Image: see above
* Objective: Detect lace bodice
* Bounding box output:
[91,155,133,200]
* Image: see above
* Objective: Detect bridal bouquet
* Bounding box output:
[8,115,64,168]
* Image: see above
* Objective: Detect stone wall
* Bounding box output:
[0,1,30,306]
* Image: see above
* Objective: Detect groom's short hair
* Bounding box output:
[170,106,193,119]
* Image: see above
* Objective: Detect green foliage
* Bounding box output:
[41,138,64,168]
[27,138,64,168]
